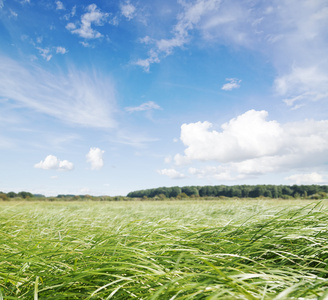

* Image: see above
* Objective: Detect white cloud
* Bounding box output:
[285,172,325,185]
[64,6,76,20]
[34,155,74,171]
[174,153,191,166]
[71,5,76,17]
[86,147,105,170]
[139,36,152,44]
[135,0,328,106]
[121,1,136,20]
[10,9,18,18]
[0,56,117,128]
[0,0,4,9]
[67,4,109,39]
[173,110,328,181]
[135,0,221,71]
[56,1,64,10]
[221,78,241,91]
[80,41,93,48]
[176,110,283,163]
[35,46,67,60]
[56,46,67,54]
[157,168,185,179]
[125,101,161,112]
[275,66,328,108]
[66,23,76,30]
[36,47,52,61]
[134,50,160,72]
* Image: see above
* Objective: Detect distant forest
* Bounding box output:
[1,185,328,201]
[127,185,328,200]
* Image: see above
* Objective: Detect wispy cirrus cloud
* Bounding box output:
[125,101,161,113]
[198,0,328,107]
[135,0,221,71]
[135,0,328,108]
[0,56,117,128]
[275,66,328,109]
[108,129,159,148]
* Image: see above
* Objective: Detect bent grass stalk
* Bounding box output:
[0,199,328,299]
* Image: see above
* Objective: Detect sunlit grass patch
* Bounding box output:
[0,200,327,299]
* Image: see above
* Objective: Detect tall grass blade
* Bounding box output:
[34,276,39,300]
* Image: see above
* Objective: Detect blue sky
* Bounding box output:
[0,0,328,196]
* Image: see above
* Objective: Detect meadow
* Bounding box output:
[0,199,328,299]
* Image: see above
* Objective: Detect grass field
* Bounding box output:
[1,199,328,299]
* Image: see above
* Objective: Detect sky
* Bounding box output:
[0,0,328,196]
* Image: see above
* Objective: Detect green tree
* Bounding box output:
[18,191,33,199]
[182,186,199,197]
[7,191,17,198]
[169,186,181,198]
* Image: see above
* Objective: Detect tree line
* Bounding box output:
[127,185,328,199]
[0,191,35,200]
[1,185,328,201]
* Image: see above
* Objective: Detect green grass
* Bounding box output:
[1,199,328,299]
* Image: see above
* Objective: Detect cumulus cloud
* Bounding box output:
[285,172,325,185]
[221,78,241,91]
[121,1,136,20]
[174,110,328,181]
[56,1,64,10]
[67,4,109,39]
[157,168,185,179]
[176,110,283,163]
[0,56,117,128]
[34,155,74,171]
[86,147,105,170]
[125,101,161,113]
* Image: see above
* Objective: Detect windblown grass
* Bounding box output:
[0,200,328,299]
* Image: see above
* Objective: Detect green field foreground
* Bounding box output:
[1,200,328,299]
